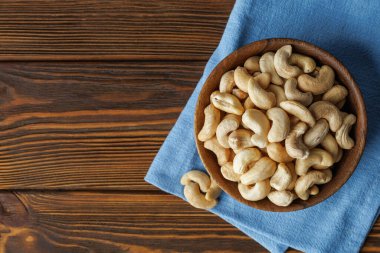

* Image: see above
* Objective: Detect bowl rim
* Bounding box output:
[194,38,367,212]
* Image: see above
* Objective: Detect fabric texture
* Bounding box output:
[145,0,380,252]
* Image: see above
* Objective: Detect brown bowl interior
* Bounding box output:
[194,38,367,212]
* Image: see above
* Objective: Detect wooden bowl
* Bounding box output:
[194,38,367,212]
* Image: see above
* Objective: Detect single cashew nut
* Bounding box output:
[268,190,297,207]
[228,129,254,151]
[268,85,287,107]
[295,169,332,200]
[216,114,240,148]
[298,65,335,95]
[286,162,297,190]
[240,157,276,185]
[210,91,244,115]
[295,148,334,176]
[219,70,235,93]
[243,97,255,109]
[267,142,294,163]
[242,109,270,148]
[259,52,284,85]
[183,182,217,209]
[205,179,222,201]
[232,88,248,100]
[204,137,230,166]
[238,180,271,201]
[285,121,310,159]
[198,104,221,142]
[270,163,293,191]
[303,119,329,148]
[274,45,303,78]
[288,53,316,73]
[309,101,343,132]
[284,78,313,106]
[233,147,261,174]
[280,101,316,127]
[244,56,260,74]
[221,162,241,182]
[180,170,211,192]
[335,113,356,149]
[320,133,341,162]
[248,77,276,110]
[267,107,290,143]
[234,66,252,92]
[322,84,348,105]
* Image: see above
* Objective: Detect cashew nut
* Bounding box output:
[284,78,313,106]
[219,70,235,93]
[240,157,276,185]
[270,163,293,191]
[280,101,316,127]
[259,52,284,85]
[267,85,285,107]
[309,101,343,132]
[183,182,217,209]
[309,185,319,195]
[286,162,297,190]
[285,121,310,159]
[198,104,221,142]
[233,147,261,174]
[267,107,290,143]
[228,129,254,151]
[210,91,244,115]
[232,88,248,100]
[204,137,230,166]
[205,179,222,201]
[243,97,255,110]
[216,114,240,148]
[298,65,335,95]
[295,148,334,176]
[335,113,356,149]
[268,190,297,207]
[248,76,276,110]
[180,170,211,192]
[238,180,271,201]
[234,66,252,92]
[295,169,332,200]
[242,109,270,148]
[320,133,341,162]
[274,45,303,78]
[244,56,260,74]
[303,119,329,148]
[221,162,240,182]
[267,142,294,163]
[288,53,316,73]
[322,84,348,105]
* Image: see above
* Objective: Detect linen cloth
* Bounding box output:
[145,0,380,252]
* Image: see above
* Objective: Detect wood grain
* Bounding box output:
[0,0,233,61]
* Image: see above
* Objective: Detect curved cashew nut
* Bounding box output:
[240,157,276,185]
[270,163,293,191]
[286,162,297,190]
[243,97,255,109]
[289,53,316,73]
[234,66,252,92]
[320,133,341,162]
[274,45,303,78]
[295,169,332,200]
[242,109,270,148]
[221,162,241,182]
[238,180,271,201]
[303,119,329,148]
[267,142,294,163]
[267,107,290,143]
[322,84,348,105]
[295,148,334,176]
[268,190,297,207]
[205,179,222,201]
[232,88,248,100]
[210,91,244,115]
[297,65,335,95]
[280,101,316,127]
[268,85,287,107]
[309,101,343,132]
[233,147,261,174]
[228,129,254,151]
[180,170,211,192]
[204,137,230,166]
[198,104,221,142]
[219,70,235,93]
[183,182,217,209]
[244,56,260,74]
[285,121,310,159]
[284,78,313,106]
[216,114,240,148]
[248,76,276,110]
[259,52,284,85]
[336,113,356,149]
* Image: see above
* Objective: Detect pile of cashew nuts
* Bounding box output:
[184,45,356,209]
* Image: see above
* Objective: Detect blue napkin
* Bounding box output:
[145,0,380,252]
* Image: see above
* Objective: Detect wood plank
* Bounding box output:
[0,0,233,61]
[0,61,202,189]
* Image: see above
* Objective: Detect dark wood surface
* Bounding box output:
[0,1,377,252]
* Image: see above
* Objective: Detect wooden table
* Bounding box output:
[0,1,378,252]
